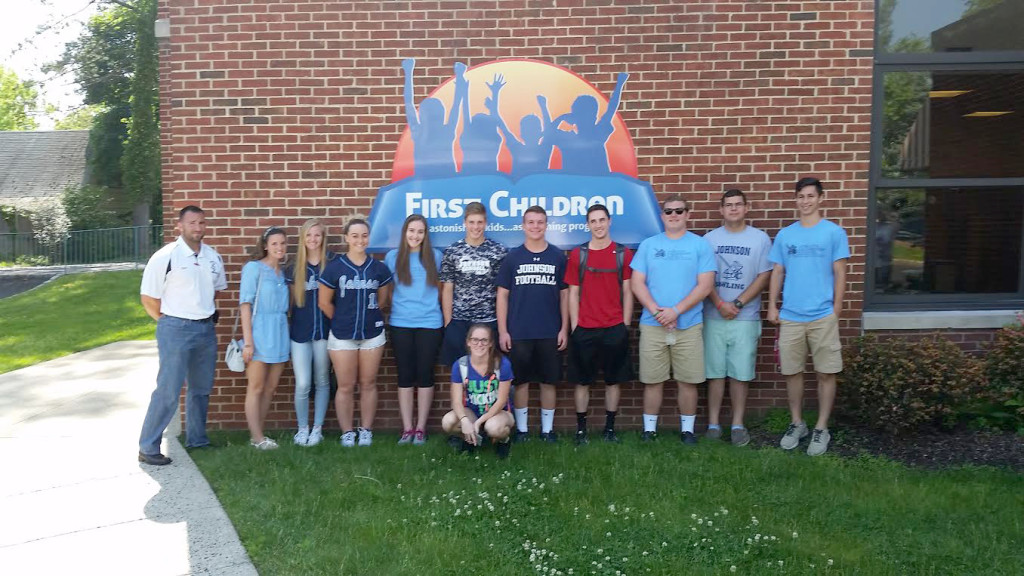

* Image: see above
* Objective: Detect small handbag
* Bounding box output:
[224,267,262,372]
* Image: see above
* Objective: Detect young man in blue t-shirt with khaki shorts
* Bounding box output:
[768,177,850,456]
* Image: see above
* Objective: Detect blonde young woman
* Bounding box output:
[384,214,443,445]
[318,219,393,447]
[286,219,336,447]
[241,227,290,450]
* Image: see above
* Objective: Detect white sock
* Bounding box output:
[680,414,696,433]
[642,413,658,432]
[540,409,555,433]
[514,407,529,433]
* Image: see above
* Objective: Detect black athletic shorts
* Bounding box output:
[509,338,562,385]
[567,323,632,385]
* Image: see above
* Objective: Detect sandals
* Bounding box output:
[250,437,279,450]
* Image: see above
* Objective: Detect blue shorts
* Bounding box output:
[703,319,761,382]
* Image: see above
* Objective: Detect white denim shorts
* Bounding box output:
[327,331,386,351]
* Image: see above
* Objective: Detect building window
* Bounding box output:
[869,0,1024,310]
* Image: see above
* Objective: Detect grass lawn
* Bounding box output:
[192,430,1024,576]
[0,270,154,373]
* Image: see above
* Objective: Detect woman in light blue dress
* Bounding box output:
[240,227,291,450]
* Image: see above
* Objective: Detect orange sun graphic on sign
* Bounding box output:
[391,59,638,182]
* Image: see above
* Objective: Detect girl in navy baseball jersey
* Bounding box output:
[318,219,393,447]
[440,324,515,458]
[285,219,336,447]
[240,226,290,450]
[384,214,444,446]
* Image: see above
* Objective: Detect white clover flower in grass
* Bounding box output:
[828,559,834,566]
[730,566,737,573]
[778,560,784,567]
[792,532,799,539]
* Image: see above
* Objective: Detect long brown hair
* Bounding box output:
[466,323,502,378]
[248,226,286,260]
[395,214,439,286]
[292,219,327,308]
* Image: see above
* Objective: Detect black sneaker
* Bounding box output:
[574,431,589,446]
[640,431,657,442]
[539,431,558,443]
[513,430,531,443]
[681,431,699,445]
[138,452,172,466]
[495,439,512,459]
[602,428,621,443]
[459,440,476,454]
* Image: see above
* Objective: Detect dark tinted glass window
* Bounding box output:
[874,187,1022,294]
[881,71,1024,179]
[879,0,1024,54]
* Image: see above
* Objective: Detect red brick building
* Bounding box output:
[155,0,1023,431]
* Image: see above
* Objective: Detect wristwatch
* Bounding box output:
[732,299,744,309]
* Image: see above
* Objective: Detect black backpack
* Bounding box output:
[577,242,626,300]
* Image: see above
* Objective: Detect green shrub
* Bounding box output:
[840,335,984,436]
[977,316,1024,432]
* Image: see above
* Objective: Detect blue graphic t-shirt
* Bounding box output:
[319,254,394,340]
[702,226,773,322]
[285,252,336,343]
[496,243,568,340]
[630,232,716,330]
[768,219,850,322]
[384,248,443,329]
[450,356,515,417]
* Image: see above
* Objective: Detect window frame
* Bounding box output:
[867,1,1024,311]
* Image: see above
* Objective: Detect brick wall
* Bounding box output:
[158,0,875,432]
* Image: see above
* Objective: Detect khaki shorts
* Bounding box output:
[638,323,705,384]
[779,313,842,376]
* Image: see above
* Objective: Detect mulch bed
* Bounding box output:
[748,424,1024,472]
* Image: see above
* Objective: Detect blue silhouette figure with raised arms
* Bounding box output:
[458,73,507,175]
[546,72,629,175]
[487,79,555,179]
[403,58,467,178]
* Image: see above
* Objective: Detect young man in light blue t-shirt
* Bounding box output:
[767,177,850,456]
[630,196,716,444]
[702,189,773,447]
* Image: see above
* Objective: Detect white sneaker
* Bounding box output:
[293,427,310,446]
[306,426,323,447]
[340,430,357,447]
[780,422,809,450]
[357,428,373,447]
[807,428,831,456]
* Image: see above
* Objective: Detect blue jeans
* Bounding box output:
[291,338,330,429]
[139,315,217,454]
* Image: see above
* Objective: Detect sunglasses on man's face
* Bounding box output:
[663,208,688,215]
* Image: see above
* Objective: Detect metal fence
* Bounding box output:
[0,225,164,268]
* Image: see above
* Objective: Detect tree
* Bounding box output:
[55,105,103,130]
[0,66,39,131]
[45,3,136,189]
[121,0,161,213]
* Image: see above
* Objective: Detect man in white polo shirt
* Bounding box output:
[138,205,227,465]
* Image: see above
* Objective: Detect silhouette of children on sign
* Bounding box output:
[402,59,466,178]
[491,89,555,180]
[458,73,506,175]
[546,72,629,174]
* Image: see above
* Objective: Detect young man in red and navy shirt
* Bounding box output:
[564,204,634,444]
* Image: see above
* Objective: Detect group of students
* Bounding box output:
[233,176,849,459]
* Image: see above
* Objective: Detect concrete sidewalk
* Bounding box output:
[0,341,258,575]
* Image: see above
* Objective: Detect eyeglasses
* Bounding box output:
[468,338,491,345]
[663,208,688,215]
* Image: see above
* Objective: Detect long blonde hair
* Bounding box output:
[292,219,327,307]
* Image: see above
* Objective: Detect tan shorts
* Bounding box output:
[638,323,705,384]
[779,313,842,376]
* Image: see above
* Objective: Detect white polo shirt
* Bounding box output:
[140,237,227,320]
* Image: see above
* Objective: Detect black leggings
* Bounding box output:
[390,326,443,388]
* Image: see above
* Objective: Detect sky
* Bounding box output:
[890,0,972,41]
[0,0,99,128]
